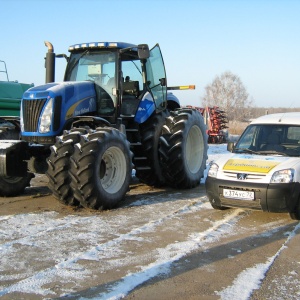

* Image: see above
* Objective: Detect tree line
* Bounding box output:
[201,71,300,122]
[248,107,300,121]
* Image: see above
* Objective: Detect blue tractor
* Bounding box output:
[0,41,208,209]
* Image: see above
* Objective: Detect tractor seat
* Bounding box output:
[121,81,140,116]
[123,81,139,97]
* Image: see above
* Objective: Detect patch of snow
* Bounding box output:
[87,209,244,300]
[202,143,229,183]
[217,222,300,300]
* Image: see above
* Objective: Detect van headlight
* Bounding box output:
[270,169,294,183]
[39,98,53,133]
[208,162,219,178]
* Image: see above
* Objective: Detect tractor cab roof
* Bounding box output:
[68,42,138,52]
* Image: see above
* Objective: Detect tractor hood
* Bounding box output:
[23,81,97,110]
[21,81,97,139]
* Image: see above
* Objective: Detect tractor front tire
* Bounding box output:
[160,109,208,188]
[0,128,33,196]
[46,128,88,206]
[69,128,132,210]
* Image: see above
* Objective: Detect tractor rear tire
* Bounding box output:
[135,111,169,186]
[46,128,88,206]
[160,108,208,188]
[0,128,33,196]
[69,128,132,210]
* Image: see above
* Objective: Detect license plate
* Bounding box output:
[223,189,254,200]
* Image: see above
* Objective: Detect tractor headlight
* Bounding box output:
[270,169,294,183]
[39,98,53,133]
[207,162,219,178]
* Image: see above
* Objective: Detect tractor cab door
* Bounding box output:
[145,44,167,110]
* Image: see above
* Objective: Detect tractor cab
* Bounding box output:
[64,42,168,124]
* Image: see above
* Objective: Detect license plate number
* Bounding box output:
[223,189,254,200]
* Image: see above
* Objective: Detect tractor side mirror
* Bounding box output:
[56,53,69,62]
[137,44,150,59]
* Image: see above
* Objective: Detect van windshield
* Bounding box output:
[234,124,300,156]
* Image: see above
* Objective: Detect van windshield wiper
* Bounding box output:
[234,148,258,154]
[256,150,289,156]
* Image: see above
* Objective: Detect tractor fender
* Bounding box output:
[167,92,181,110]
[134,92,155,124]
[134,92,181,124]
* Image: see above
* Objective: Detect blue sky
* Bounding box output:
[1,0,299,108]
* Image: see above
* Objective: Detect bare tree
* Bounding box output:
[202,71,254,121]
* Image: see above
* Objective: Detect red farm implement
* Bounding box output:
[186,106,228,143]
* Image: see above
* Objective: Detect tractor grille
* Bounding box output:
[22,98,47,132]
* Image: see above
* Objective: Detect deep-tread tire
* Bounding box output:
[135,111,169,186]
[46,128,88,205]
[289,199,300,220]
[160,108,208,188]
[0,129,33,196]
[69,128,132,210]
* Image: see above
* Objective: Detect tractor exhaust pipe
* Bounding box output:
[44,41,55,83]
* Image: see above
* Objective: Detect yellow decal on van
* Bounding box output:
[223,159,279,173]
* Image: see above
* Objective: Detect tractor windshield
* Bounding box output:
[65,51,117,116]
[65,51,117,86]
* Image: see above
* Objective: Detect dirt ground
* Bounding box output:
[0,174,299,299]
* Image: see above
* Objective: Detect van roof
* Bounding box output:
[251,112,300,125]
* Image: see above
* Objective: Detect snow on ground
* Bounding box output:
[0,203,246,299]
[0,144,297,299]
[218,222,300,300]
[1,198,233,298]
[200,143,228,184]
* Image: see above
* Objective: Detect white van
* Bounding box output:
[205,112,300,220]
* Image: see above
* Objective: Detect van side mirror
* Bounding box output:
[227,142,235,152]
[138,44,150,59]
